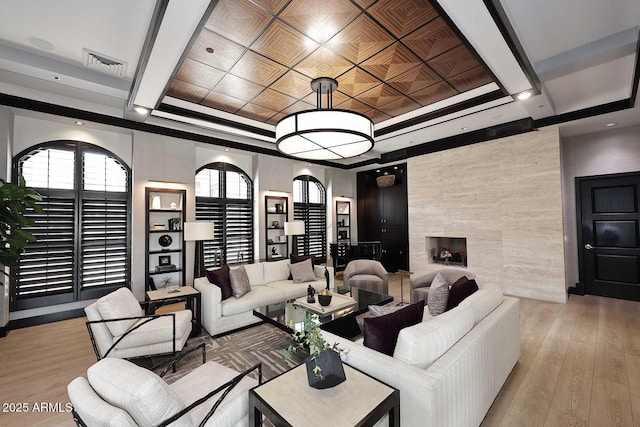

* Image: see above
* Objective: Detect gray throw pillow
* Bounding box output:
[289,258,317,283]
[427,272,449,316]
[229,265,251,298]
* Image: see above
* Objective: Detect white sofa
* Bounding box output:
[195,259,334,336]
[322,279,520,427]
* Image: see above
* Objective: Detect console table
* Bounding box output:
[249,363,399,427]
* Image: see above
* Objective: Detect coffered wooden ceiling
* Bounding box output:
[166,0,496,125]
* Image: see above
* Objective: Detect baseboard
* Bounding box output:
[7,308,86,331]
[568,283,585,296]
[0,325,7,337]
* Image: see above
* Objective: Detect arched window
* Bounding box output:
[293,175,326,261]
[12,141,131,310]
[195,162,253,266]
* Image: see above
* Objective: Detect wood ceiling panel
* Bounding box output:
[402,17,461,61]
[280,100,315,116]
[409,81,457,106]
[295,46,354,80]
[251,0,289,15]
[326,15,395,64]
[211,74,264,101]
[205,0,272,46]
[270,71,313,99]
[337,67,382,96]
[427,44,481,79]
[368,0,438,38]
[202,92,246,113]
[363,108,392,123]
[251,88,298,111]
[378,97,422,116]
[230,50,288,87]
[268,112,286,124]
[279,0,360,43]
[252,20,318,68]
[167,80,209,103]
[360,42,422,81]
[175,59,225,90]
[237,103,278,121]
[358,83,405,108]
[335,97,373,114]
[188,30,245,72]
[447,65,493,93]
[387,64,441,94]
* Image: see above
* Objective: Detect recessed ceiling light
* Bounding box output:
[224,148,230,152]
[605,122,618,127]
[28,37,55,51]
[376,169,380,173]
[461,126,468,131]
[134,106,149,115]
[516,91,532,101]
[206,47,214,54]
[74,121,84,126]
[51,75,60,81]
[393,166,398,170]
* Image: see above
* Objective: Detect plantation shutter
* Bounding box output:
[12,143,131,311]
[195,163,253,267]
[12,194,76,309]
[293,176,326,261]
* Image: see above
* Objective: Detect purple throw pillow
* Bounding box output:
[363,300,425,356]
[446,277,478,311]
[206,264,233,301]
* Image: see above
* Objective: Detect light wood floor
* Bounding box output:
[1,278,639,426]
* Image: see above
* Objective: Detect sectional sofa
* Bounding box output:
[195,259,334,336]
[322,277,520,427]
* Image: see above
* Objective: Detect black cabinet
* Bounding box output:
[357,164,409,272]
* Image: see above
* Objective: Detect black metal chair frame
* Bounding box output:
[71,352,263,427]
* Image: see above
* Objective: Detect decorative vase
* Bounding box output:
[305,349,346,389]
[318,293,332,306]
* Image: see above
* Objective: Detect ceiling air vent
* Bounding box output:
[82,48,127,78]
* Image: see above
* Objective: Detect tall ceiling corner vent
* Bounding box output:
[82,48,127,78]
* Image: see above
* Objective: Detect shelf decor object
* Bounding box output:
[184,222,215,280]
[275,77,374,160]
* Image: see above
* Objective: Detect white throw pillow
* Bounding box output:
[88,358,193,427]
[427,272,450,316]
[289,258,317,283]
[263,259,290,283]
[96,288,141,337]
[242,263,264,286]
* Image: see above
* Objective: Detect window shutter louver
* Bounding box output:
[293,176,326,262]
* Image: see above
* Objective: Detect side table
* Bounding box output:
[249,363,399,427]
[395,269,414,306]
[145,286,201,337]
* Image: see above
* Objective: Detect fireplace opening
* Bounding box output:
[426,236,467,267]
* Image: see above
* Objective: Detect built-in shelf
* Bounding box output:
[265,195,288,261]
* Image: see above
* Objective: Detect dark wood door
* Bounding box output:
[579,173,640,301]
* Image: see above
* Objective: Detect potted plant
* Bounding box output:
[0,176,42,275]
[283,310,347,389]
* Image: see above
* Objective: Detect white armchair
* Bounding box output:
[84,287,192,360]
[68,347,261,427]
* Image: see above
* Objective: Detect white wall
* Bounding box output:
[561,125,640,289]
[408,127,567,303]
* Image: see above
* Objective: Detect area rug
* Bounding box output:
[160,322,308,384]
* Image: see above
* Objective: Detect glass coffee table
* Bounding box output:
[253,287,393,339]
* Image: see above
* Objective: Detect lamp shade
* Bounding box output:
[183,222,215,241]
[284,221,305,236]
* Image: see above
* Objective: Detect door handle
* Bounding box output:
[584,244,595,250]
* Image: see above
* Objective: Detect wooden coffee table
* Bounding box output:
[249,363,399,427]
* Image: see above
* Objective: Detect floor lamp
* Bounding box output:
[184,222,215,280]
[284,220,305,256]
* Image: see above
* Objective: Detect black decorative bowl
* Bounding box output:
[318,293,332,306]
